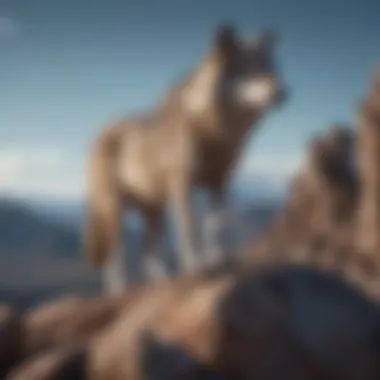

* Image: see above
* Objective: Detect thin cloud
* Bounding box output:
[0,148,62,176]
[0,177,83,199]
[0,147,83,199]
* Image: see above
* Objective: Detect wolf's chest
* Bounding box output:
[195,139,240,186]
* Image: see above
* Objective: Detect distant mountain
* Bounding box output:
[26,197,86,227]
[0,198,80,257]
[0,193,282,258]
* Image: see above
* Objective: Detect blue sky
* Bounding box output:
[0,0,379,199]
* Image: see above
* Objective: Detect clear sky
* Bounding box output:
[1,0,379,200]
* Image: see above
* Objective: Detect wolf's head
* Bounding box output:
[183,24,287,121]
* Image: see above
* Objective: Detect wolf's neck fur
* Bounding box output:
[157,54,258,145]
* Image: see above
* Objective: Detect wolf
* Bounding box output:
[83,24,287,294]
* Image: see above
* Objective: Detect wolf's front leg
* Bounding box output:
[103,243,127,296]
[204,190,229,267]
[170,183,201,275]
[141,209,168,282]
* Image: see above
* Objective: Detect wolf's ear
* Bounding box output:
[212,24,239,58]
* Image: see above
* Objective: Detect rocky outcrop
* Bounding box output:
[242,124,358,266]
[6,264,380,380]
[242,68,380,300]
[356,70,380,258]
[21,295,129,357]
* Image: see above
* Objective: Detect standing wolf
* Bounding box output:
[84,24,287,294]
